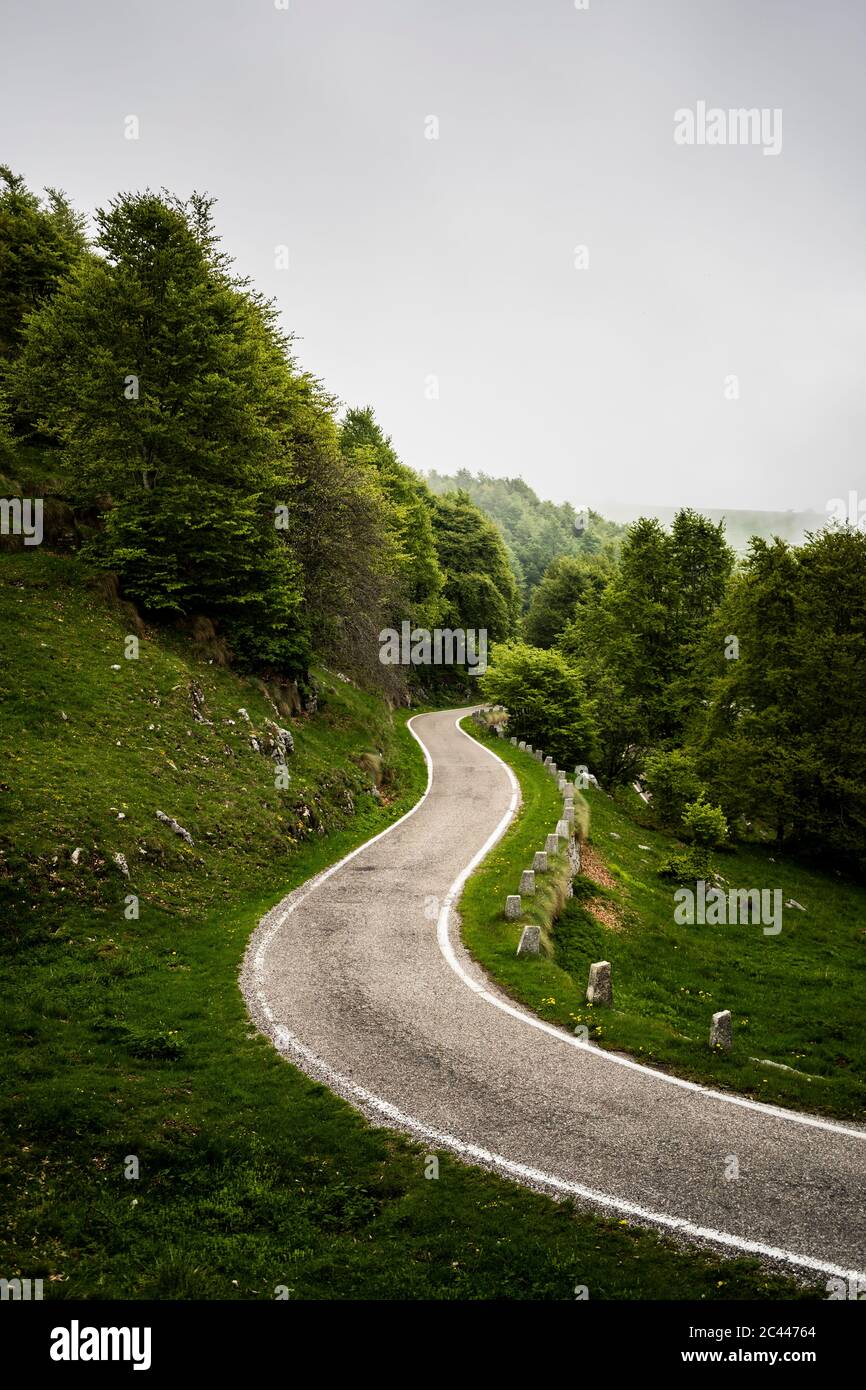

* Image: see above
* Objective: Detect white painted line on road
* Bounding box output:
[263,1005,865,1285]
[442,714,866,1143]
[246,706,866,1284]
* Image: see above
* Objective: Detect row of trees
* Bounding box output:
[0,169,519,690]
[482,513,866,875]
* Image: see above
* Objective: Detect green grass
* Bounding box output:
[459,723,866,1122]
[0,552,816,1299]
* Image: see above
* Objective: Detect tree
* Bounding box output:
[524,553,611,648]
[693,529,866,866]
[340,407,444,632]
[281,387,403,687]
[478,641,598,768]
[560,511,733,782]
[430,491,521,644]
[425,469,624,601]
[642,749,704,830]
[11,190,307,675]
[0,166,87,369]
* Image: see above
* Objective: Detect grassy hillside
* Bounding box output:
[460,723,866,1121]
[0,551,813,1299]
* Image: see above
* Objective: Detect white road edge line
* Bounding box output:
[446,714,866,1143]
[246,706,866,1284]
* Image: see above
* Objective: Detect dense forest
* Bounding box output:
[0,170,518,699]
[3,168,865,877]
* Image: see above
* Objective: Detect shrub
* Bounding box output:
[642,748,703,829]
[683,795,728,848]
[478,641,598,768]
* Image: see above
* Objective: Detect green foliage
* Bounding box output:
[10,190,308,675]
[425,468,624,601]
[692,528,866,868]
[656,846,716,882]
[560,511,734,784]
[340,406,444,632]
[524,553,612,648]
[642,749,704,830]
[478,640,598,767]
[682,796,728,848]
[0,165,87,371]
[430,491,521,643]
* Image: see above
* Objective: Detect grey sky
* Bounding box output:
[2,0,864,513]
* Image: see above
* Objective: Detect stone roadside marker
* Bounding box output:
[505,894,522,920]
[519,869,535,895]
[516,925,541,957]
[563,806,575,824]
[543,755,552,768]
[545,833,559,854]
[556,818,570,838]
[586,960,612,1006]
[532,850,548,872]
[710,1010,732,1050]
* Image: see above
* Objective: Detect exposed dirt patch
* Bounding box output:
[586,895,624,932]
[581,842,617,890]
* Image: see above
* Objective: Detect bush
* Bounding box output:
[657,847,715,883]
[642,748,703,829]
[478,641,598,768]
[682,796,728,848]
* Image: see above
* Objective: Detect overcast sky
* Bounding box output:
[2,0,864,514]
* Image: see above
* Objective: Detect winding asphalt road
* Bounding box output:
[241,707,866,1282]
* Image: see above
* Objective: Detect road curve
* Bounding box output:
[241,707,866,1281]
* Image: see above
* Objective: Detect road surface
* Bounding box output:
[241,706,866,1282]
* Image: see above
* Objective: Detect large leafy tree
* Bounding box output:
[693,529,866,864]
[479,641,598,768]
[280,386,402,685]
[11,190,307,674]
[524,553,612,648]
[430,490,521,644]
[0,166,88,370]
[340,407,444,632]
[561,512,733,782]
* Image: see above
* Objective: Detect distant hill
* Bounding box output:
[423,470,626,599]
[598,503,829,554]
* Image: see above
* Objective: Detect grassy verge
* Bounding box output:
[459,723,865,1122]
[0,554,815,1298]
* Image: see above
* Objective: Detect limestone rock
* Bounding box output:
[156,810,194,846]
[586,960,612,1007]
[516,925,541,958]
[710,1010,733,1050]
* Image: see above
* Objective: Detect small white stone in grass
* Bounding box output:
[709,1010,733,1051]
[519,869,535,895]
[110,664,121,670]
[532,851,548,872]
[505,895,522,920]
[113,852,130,878]
[609,832,620,839]
[638,844,651,850]
[71,848,83,865]
[516,925,541,957]
[785,899,806,911]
